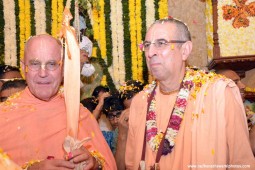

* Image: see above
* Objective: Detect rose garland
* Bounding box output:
[3,0,17,65]
[145,67,221,154]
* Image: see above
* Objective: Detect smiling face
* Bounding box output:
[22,35,63,101]
[144,22,191,84]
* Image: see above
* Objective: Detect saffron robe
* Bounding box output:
[126,79,255,170]
[0,87,117,169]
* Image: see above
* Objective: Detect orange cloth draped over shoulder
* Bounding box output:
[0,87,117,169]
[126,78,255,170]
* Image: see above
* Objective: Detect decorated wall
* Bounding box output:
[0,0,169,92]
[0,0,254,92]
[168,0,255,89]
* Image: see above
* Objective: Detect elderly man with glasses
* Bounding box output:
[0,34,116,170]
[125,18,255,170]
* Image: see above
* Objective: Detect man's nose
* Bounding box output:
[38,65,48,77]
[146,44,157,59]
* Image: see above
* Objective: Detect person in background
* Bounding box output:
[125,18,254,169]
[115,80,145,170]
[80,97,98,113]
[0,79,26,102]
[0,65,22,89]
[0,34,116,170]
[91,85,112,132]
[102,94,124,154]
[79,36,95,88]
[216,69,246,101]
[217,69,255,155]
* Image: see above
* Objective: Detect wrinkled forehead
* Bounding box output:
[24,35,62,62]
[145,23,177,41]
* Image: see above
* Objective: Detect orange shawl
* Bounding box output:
[0,87,116,169]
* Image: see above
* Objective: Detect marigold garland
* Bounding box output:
[135,0,143,82]
[51,0,58,37]
[24,0,31,40]
[129,0,138,80]
[0,0,164,91]
[18,0,25,61]
[99,0,107,59]
[57,0,63,34]
[158,0,168,19]
[91,3,99,41]
[205,0,213,61]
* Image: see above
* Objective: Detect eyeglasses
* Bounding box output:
[141,39,186,51]
[24,60,62,72]
[107,111,122,121]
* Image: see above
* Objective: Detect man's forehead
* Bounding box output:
[145,23,176,40]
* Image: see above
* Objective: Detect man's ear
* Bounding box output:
[181,41,192,61]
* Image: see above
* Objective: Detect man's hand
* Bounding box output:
[28,159,75,170]
[67,147,98,170]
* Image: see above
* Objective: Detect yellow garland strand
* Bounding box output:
[24,0,31,40]
[205,0,213,61]
[57,0,64,34]
[135,0,143,82]
[18,0,25,61]
[129,0,138,80]
[99,0,107,58]
[158,0,168,19]
[51,0,58,37]
[101,75,107,86]
[92,4,99,41]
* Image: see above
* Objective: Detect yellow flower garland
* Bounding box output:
[92,4,99,41]
[18,0,25,61]
[158,0,168,19]
[51,0,58,37]
[99,0,107,58]
[24,0,31,40]
[205,0,213,61]
[135,0,143,82]
[129,0,138,80]
[57,0,64,34]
